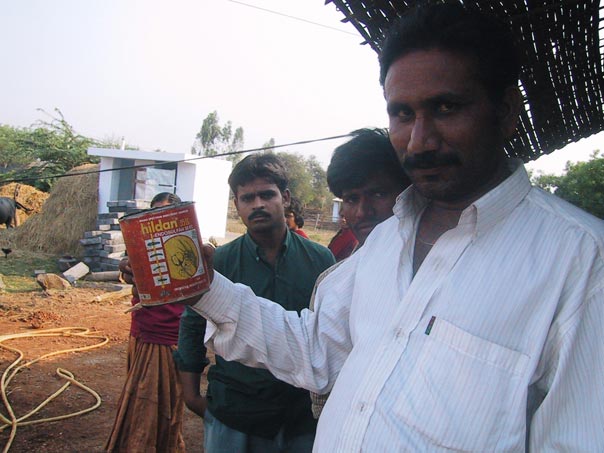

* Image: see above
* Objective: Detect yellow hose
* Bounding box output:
[0,327,109,453]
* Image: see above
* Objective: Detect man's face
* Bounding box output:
[340,174,402,245]
[384,48,519,204]
[234,177,289,236]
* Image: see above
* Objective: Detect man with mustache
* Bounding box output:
[326,128,410,261]
[174,154,334,453]
[186,4,604,451]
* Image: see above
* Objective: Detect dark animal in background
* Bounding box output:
[0,197,32,228]
[1,248,11,259]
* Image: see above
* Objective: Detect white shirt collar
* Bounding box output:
[394,159,532,239]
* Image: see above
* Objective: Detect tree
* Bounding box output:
[305,155,330,209]
[533,151,604,218]
[0,125,37,171]
[262,138,276,153]
[271,151,329,210]
[0,109,99,191]
[193,111,245,163]
[276,152,313,206]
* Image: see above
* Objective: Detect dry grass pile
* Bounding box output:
[0,183,49,226]
[1,164,99,255]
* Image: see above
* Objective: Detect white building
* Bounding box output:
[332,197,343,222]
[87,148,232,239]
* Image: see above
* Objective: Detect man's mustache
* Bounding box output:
[403,151,461,171]
[248,211,270,221]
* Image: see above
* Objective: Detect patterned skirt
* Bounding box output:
[105,336,186,453]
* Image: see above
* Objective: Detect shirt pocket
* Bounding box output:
[395,317,529,451]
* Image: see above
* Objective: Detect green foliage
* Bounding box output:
[0,125,36,171]
[533,150,604,218]
[97,135,140,151]
[262,138,276,153]
[0,109,99,191]
[305,155,331,209]
[274,151,329,210]
[193,111,245,163]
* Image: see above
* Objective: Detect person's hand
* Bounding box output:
[118,257,138,298]
[178,244,215,305]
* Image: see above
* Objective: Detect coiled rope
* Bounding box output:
[0,327,109,453]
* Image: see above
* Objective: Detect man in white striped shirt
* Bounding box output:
[189,4,604,451]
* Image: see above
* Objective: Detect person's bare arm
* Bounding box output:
[180,371,207,418]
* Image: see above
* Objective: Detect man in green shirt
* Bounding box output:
[174,154,335,453]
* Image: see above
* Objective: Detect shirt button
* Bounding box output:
[395,328,404,338]
[358,402,366,412]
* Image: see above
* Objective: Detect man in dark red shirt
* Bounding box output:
[327,128,410,261]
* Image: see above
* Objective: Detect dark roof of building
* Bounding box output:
[326,0,604,161]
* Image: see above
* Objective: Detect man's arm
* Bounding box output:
[174,307,210,417]
[179,371,207,418]
[192,254,358,394]
[529,286,604,450]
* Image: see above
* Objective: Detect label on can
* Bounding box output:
[119,202,210,306]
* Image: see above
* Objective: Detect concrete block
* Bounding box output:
[97,218,120,226]
[79,237,102,245]
[99,251,126,259]
[102,238,125,245]
[104,244,127,253]
[101,231,123,240]
[100,258,123,266]
[98,212,125,219]
[84,230,104,238]
[83,256,101,263]
[62,262,90,283]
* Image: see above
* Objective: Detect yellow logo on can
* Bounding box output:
[164,235,200,280]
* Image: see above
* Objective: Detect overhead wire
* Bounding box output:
[226,0,358,36]
[0,133,353,185]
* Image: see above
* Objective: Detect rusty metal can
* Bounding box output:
[119,202,210,307]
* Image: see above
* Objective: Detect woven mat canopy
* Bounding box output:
[326,0,604,162]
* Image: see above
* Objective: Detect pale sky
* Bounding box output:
[1,0,602,174]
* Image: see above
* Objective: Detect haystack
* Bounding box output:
[0,183,49,226]
[1,164,99,255]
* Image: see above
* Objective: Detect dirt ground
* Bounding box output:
[0,283,208,453]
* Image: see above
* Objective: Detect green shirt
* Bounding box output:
[177,229,334,439]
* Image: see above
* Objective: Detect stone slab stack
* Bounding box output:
[80,200,150,271]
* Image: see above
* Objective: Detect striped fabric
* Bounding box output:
[195,160,604,452]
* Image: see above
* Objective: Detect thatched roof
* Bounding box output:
[326,0,604,161]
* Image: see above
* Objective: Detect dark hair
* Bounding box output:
[327,128,410,198]
[228,154,289,195]
[150,192,181,207]
[295,215,304,229]
[379,3,520,101]
[285,196,305,227]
